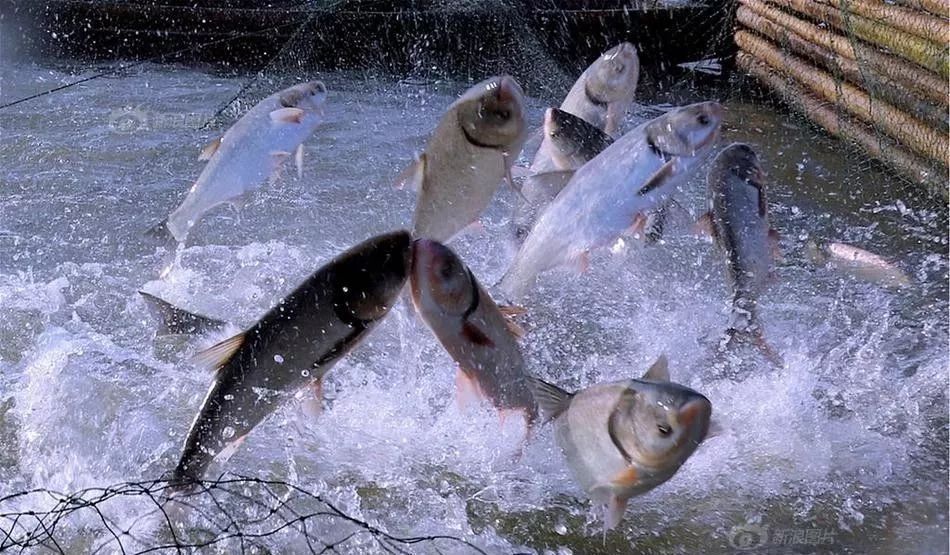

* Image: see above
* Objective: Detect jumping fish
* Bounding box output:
[529,356,712,530]
[410,238,537,425]
[697,144,781,363]
[500,102,723,300]
[806,241,911,288]
[397,76,527,242]
[170,231,411,488]
[154,81,327,242]
[139,291,228,336]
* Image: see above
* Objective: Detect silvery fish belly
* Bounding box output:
[409,238,537,424]
[407,75,527,243]
[500,101,724,300]
[164,81,327,242]
[171,231,411,487]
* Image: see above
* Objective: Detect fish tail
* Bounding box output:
[720,325,783,367]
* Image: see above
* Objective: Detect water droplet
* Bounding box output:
[274,354,284,364]
[222,426,235,439]
[554,523,567,535]
[223,394,234,401]
[301,369,310,377]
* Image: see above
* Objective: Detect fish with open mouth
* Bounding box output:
[397,75,527,242]
[529,356,712,531]
[410,238,536,426]
[500,102,723,300]
[169,231,411,489]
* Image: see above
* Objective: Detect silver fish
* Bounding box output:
[398,76,527,242]
[500,102,723,300]
[806,241,911,288]
[529,356,712,530]
[698,143,781,363]
[156,81,327,242]
[170,231,411,488]
[410,238,536,425]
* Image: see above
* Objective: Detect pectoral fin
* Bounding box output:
[191,332,245,372]
[269,107,305,124]
[394,152,426,191]
[198,137,221,161]
[604,494,629,531]
[636,159,675,197]
[498,304,527,339]
[694,211,719,246]
[768,229,782,261]
[270,151,292,184]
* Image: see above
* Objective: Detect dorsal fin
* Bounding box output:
[498,304,527,340]
[642,354,669,382]
[527,376,574,422]
[393,152,426,191]
[191,332,246,372]
[198,137,221,161]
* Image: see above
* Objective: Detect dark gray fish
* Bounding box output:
[697,143,781,364]
[139,291,228,336]
[170,231,412,488]
[409,239,537,426]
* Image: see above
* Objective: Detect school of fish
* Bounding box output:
[131,43,914,535]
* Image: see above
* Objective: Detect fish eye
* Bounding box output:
[614,63,625,74]
[697,114,710,126]
[657,424,672,436]
[439,260,457,280]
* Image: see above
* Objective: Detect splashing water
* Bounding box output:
[0,62,946,553]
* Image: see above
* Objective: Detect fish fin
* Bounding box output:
[198,137,221,161]
[572,251,590,274]
[498,304,527,340]
[768,229,783,262]
[604,494,629,531]
[529,170,575,196]
[629,212,647,236]
[693,211,718,244]
[269,107,305,124]
[301,377,324,417]
[503,155,529,202]
[139,291,227,336]
[526,376,573,422]
[706,419,725,440]
[461,321,495,347]
[641,354,670,382]
[456,220,486,238]
[723,327,783,368]
[456,368,484,408]
[394,152,426,191]
[269,151,292,184]
[295,144,305,179]
[191,332,246,372]
[611,466,639,488]
[216,433,247,464]
[636,159,676,196]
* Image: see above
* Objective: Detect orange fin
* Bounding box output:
[269,107,304,124]
[301,376,324,416]
[294,144,305,179]
[629,213,647,236]
[694,211,715,241]
[198,137,221,161]
[455,368,485,408]
[611,466,639,488]
[498,304,527,339]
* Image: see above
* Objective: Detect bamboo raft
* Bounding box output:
[736,0,949,197]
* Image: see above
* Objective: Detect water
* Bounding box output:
[0,62,946,554]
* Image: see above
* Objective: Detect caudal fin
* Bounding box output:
[719,326,783,367]
[139,291,228,336]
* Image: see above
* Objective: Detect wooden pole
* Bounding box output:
[738,52,946,197]
[766,0,948,77]
[740,0,948,106]
[890,0,949,19]
[736,30,948,164]
[737,6,947,129]
[815,0,949,44]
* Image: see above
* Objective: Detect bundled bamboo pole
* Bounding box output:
[891,0,949,20]
[766,0,948,77]
[740,0,948,106]
[738,52,946,196]
[815,0,949,44]
[736,31,948,164]
[737,6,948,129]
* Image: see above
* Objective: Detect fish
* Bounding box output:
[513,43,639,242]
[696,143,781,364]
[409,238,537,425]
[499,101,724,300]
[398,75,527,243]
[153,81,327,243]
[806,241,911,288]
[512,108,615,242]
[139,291,228,336]
[529,42,640,177]
[529,355,712,531]
[170,230,411,488]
